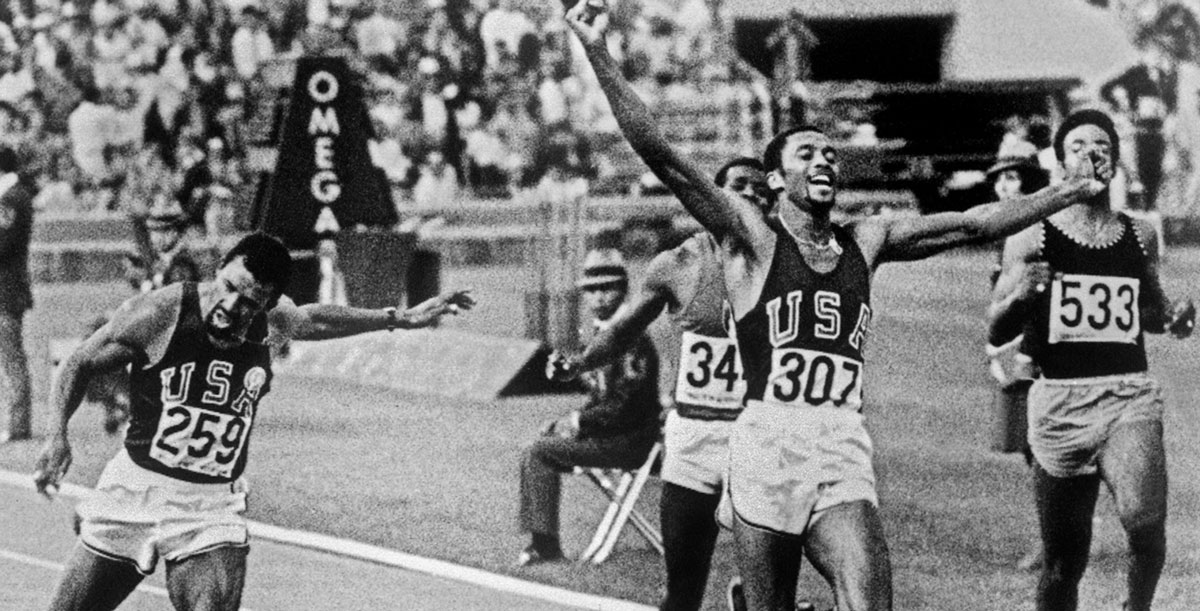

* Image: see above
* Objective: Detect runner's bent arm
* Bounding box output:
[1132,219,1195,337]
[269,290,475,340]
[575,255,675,372]
[566,4,759,251]
[986,227,1044,345]
[33,291,171,494]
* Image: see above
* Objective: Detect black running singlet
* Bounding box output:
[1024,214,1150,379]
[736,223,872,411]
[124,283,273,484]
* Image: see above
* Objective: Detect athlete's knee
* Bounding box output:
[1126,520,1166,558]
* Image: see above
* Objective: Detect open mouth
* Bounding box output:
[808,173,835,188]
[210,307,233,330]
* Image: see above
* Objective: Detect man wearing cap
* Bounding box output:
[517,248,661,565]
[989,109,1194,611]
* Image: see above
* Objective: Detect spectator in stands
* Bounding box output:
[518,248,661,565]
[68,84,119,184]
[0,145,34,444]
[0,47,36,105]
[412,149,460,207]
[522,120,595,189]
[230,5,275,82]
[31,148,79,213]
[479,0,536,73]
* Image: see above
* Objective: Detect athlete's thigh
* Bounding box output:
[1100,419,1167,527]
[804,501,892,611]
[732,513,805,611]
[48,543,145,611]
[165,545,249,611]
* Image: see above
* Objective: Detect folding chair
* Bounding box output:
[575,440,665,564]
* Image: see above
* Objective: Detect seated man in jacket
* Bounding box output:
[518,248,662,565]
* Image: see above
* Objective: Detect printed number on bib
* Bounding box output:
[1049,274,1139,344]
[768,348,862,410]
[149,404,250,478]
[676,331,745,410]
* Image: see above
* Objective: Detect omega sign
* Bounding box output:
[307,70,342,205]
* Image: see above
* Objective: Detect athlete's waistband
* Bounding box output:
[1036,372,1151,386]
[675,402,742,421]
[105,449,244,494]
[742,398,863,414]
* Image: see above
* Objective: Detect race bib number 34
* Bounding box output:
[675,332,745,410]
[149,404,250,478]
[768,348,863,410]
[1049,274,1140,344]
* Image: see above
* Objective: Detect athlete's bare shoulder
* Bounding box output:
[105,283,185,354]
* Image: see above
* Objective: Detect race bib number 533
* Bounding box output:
[767,348,863,410]
[1049,274,1140,344]
[149,404,250,478]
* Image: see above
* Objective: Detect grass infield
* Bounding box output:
[2,247,1198,610]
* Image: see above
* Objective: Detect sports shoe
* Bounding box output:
[515,544,564,567]
[726,576,747,611]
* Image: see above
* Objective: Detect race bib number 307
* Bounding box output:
[149,404,250,478]
[1049,274,1140,344]
[675,332,745,410]
[767,348,863,410]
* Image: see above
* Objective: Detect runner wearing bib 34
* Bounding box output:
[549,158,776,611]
[990,109,1194,611]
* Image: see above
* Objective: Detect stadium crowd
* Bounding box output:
[0,0,773,232]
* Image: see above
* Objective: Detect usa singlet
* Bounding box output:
[124,283,273,484]
[671,233,745,421]
[736,223,871,411]
[1025,215,1150,379]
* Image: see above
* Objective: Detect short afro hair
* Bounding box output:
[763,125,828,173]
[1053,109,1120,165]
[714,157,765,187]
[221,232,293,302]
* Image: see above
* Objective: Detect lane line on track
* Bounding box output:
[0,469,655,611]
[0,548,219,607]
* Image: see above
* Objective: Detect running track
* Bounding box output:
[0,472,653,611]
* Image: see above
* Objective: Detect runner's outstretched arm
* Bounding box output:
[565,2,754,249]
[269,291,475,340]
[549,257,674,381]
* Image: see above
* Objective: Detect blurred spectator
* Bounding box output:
[31,148,79,213]
[479,0,536,72]
[68,84,118,183]
[412,149,460,207]
[230,5,274,82]
[0,146,33,444]
[368,113,415,186]
[353,4,406,66]
[0,51,36,105]
[523,120,594,189]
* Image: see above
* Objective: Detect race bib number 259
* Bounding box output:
[768,348,863,410]
[149,404,250,478]
[1049,274,1140,344]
